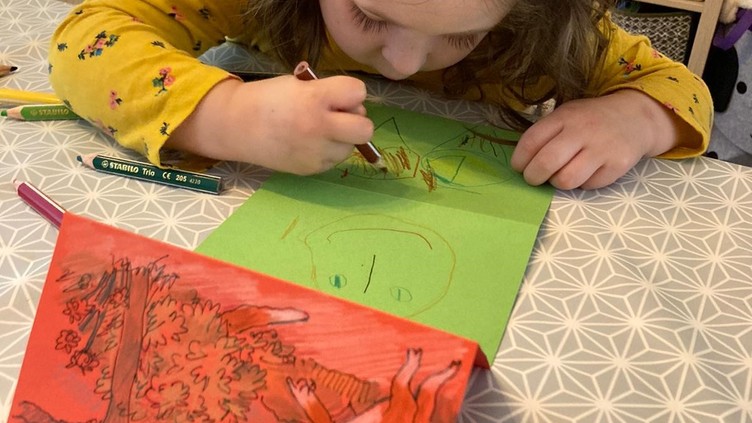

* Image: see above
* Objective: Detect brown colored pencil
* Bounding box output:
[293,61,387,172]
[0,65,18,77]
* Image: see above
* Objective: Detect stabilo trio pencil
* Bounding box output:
[77,153,223,195]
[1,104,79,121]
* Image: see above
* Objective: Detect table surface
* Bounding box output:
[2,1,752,422]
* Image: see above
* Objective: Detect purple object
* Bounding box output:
[714,9,752,50]
[14,179,65,228]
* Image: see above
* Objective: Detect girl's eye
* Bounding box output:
[351,4,388,33]
[349,3,480,49]
[445,34,480,50]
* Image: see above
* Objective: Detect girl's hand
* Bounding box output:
[169,74,374,175]
[510,89,697,190]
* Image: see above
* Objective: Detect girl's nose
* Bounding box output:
[381,29,430,79]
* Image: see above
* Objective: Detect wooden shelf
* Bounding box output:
[637,0,723,74]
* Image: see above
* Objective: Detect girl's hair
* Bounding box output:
[246,0,616,131]
[245,0,326,68]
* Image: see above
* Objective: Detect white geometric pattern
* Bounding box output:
[2,1,752,422]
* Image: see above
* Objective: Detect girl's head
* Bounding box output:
[318,0,514,80]
[248,0,615,129]
[248,0,514,77]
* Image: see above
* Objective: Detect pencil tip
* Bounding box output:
[10,66,17,72]
[372,159,388,173]
[75,155,82,162]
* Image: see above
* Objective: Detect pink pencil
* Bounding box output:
[13,179,66,228]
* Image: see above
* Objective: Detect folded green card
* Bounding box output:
[197,103,554,361]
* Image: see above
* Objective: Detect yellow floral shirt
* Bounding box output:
[49,0,712,168]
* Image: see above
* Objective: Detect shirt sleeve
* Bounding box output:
[48,0,247,169]
[589,17,714,159]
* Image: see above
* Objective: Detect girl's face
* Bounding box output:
[319,0,511,80]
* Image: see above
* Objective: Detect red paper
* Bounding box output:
[9,213,484,423]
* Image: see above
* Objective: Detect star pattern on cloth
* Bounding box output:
[460,158,752,422]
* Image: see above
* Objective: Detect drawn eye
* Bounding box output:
[390,286,413,302]
[329,274,348,289]
[737,81,747,95]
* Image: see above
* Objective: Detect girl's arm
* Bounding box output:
[585,18,713,158]
[511,19,713,190]
[167,75,374,175]
[49,0,248,169]
[50,0,372,174]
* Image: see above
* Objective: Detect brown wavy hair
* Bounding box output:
[246,0,616,131]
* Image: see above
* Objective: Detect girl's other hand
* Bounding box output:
[510,90,696,190]
[169,74,374,175]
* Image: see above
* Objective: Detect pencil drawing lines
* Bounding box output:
[336,115,517,193]
[303,214,455,317]
[363,254,377,294]
[338,117,420,180]
[420,131,517,193]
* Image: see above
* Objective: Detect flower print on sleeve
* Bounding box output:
[159,122,171,137]
[618,57,642,77]
[198,7,211,19]
[77,31,119,60]
[109,90,123,110]
[168,6,184,20]
[153,67,175,95]
[91,118,118,138]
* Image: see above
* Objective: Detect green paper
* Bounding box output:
[197,103,554,361]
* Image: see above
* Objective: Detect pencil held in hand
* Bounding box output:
[293,61,387,172]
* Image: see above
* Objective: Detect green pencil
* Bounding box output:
[77,153,223,195]
[1,104,80,121]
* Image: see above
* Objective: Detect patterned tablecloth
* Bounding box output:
[2,1,752,422]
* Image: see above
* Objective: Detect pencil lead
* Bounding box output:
[373,159,388,174]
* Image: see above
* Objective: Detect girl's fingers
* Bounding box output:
[511,117,565,172]
[548,150,603,190]
[326,111,374,146]
[520,133,583,186]
[315,76,369,112]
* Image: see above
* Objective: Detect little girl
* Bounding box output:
[49,0,712,189]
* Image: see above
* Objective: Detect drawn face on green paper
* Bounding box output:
[304,214,455,317]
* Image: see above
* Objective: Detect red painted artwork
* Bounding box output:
[10,213,485,423]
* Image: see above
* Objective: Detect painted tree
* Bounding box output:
[24,255,383,422]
